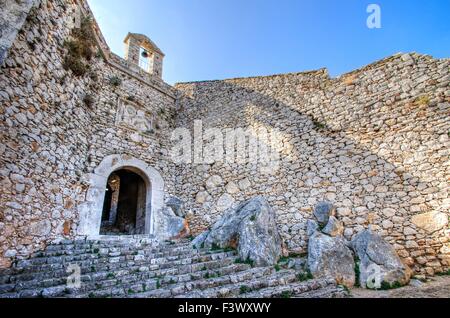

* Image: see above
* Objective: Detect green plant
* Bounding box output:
[313,119,326,130]
[274,264,281,272]
[63,17,97,77]
[95,48,106,60]
[156,279,161,289]
[339,284,350,293]
[143,129,155,136]
[379,281,402,290]
[297,270,314,282]
[63,54,89,76]
[211,243,222,251]
[83,94,95,109]
[93,248,99,254]
[250,215,256,222]
[437,269,450,276]
[289,252,307,258]
[106,273,115,279]
[89,72,99,82]
[108,75,122,87]
[280,291,293,299]
[239,285,252,294]
[354,257,361,287]
[414,95,430,106]
[235,257,255,267]
[278,256,290,263]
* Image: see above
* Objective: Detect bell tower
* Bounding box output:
[124,33,164,78]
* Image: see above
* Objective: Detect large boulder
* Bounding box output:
[308,232,356,288]
[166,196,185,217]
[313,201,336,225]
[156,207,190,241]
[193,196,283,266]
[351,230,412,289]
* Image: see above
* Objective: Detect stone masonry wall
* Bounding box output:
[0,0,36,64]
[0,0,177,268]
[0,0,448,278]
[175,54,449,276]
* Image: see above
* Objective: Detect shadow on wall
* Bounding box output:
[174,53,449,275]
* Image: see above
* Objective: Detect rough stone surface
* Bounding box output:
[196,197,283,266]
[308,232,356,288]
[155,207,190,241]
[0,0,448,278]
[322,216,344,237]
[306,220,319,237]
[0,0,35,64]
[166,196,185,217]
[411,212,448,234]
[351,230,412,289]
[0,238,348,298]
[313,202,336,226]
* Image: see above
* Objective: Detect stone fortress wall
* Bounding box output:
[0,0,448,277]
[0,0,178,268]
[175,55,449,276]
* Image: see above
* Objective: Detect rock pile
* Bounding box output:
[307,202,412,289]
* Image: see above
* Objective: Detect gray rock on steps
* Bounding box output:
[192,196,284,267]
[308,232,355,288]
[157,207,190,241]
[351,230,412,289]
[166,196,185,217]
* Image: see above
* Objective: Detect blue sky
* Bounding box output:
[87,0,450,84]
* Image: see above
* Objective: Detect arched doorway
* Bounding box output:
[77,155,165,238]
[100,169,147,235]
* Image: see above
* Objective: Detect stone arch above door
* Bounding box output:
[77,154,164,238]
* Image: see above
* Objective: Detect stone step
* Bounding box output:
[292,284,348,298]
[0,254,240,296]
[70,263,254,298]
[7,249,235,280]
[16,245,205,269]
[168,269,299,299]
[28,241,193,260]
[0,238,351,299]
[238,278,343,298]
[1,252,236,285]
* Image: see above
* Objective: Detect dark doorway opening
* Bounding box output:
[100,169,147,235]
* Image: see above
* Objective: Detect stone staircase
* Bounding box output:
[0,237,348,298]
